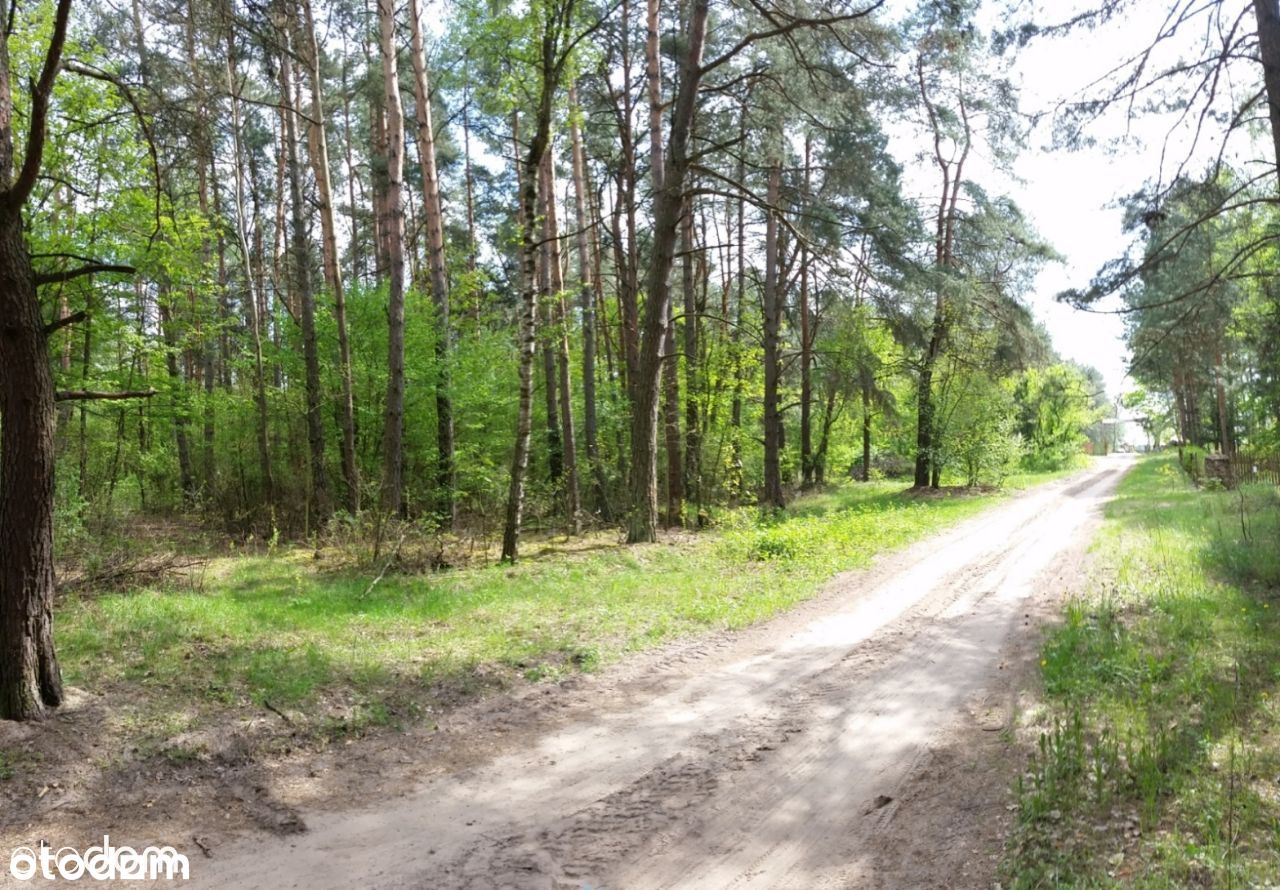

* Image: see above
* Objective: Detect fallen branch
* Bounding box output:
[57,554,207,595]
[262,700,292,724]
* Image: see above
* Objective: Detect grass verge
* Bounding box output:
[1003,454,1280,888]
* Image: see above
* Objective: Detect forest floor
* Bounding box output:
[0,456,1126,888]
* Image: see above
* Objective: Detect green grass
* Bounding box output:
[50,469,1071,751]
[1004,454,1280,888]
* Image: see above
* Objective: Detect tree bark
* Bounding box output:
[502,108,545,561]
[0,0,72,721]
[569,83,611,520]
[662,290,683,526]
[158,291,196,502]
[540,148,582,534]
[798,135,814,489]
[340,55,365,286]
[225,39,274,505]
[539,222,564,484]
[300,0,360,514]
[461,57,478,276]
[184,0,218,492]
[761,155,785,509]
[682,195,703,525]
[727,104,747,503]
[377,0,408,517]
[609,0,641,399]
[502,1,578,560]
[626,0,708,543]
[914,57,968,489]
[278,43,330,521]
[407,0,457,526]
[1254,0,1280,184]
[0,216,63,720]
[646,0,664,191]
[1214,343,1232,454]
[816,383,838,485]
[861,381,873,482]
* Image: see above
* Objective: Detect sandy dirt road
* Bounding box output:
[193,457,1131,890]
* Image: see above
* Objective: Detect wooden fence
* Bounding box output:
[1204,453,1280,488]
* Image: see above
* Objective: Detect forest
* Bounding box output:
[0,0,1136,720]
[2,0,1280,886]
[2,0,1280,882]
[16,0,1109,546]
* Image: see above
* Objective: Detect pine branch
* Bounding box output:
[55,389,157,402]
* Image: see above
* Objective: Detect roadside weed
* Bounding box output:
[1005,455,1280,888]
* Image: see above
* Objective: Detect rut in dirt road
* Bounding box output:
[195,458,1131,890]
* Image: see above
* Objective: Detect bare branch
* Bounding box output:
[700,0,886,78]
[55,389,158,402]
[35,262,136,287]
[43,309,87,337]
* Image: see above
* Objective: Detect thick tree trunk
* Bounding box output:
[300,0,360,514]
[648,0,683,526]
[407,0,457,526]
[626,0,708,543]
[0,0,71,721]
[377,0,408,517]
[0,219,64,721]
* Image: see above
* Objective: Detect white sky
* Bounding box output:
[1003,6,1152,402]
[981,1,1260,401]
